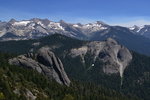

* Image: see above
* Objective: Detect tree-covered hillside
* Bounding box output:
[0,34,86,55]
[0,52,140,100]
[0,34,150,100]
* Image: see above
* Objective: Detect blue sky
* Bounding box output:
[0,0,150,26]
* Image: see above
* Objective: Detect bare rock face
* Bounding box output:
[36,47,71,86]
[70,38,132,78]
[13,88,37,100]
[9,47,70,86]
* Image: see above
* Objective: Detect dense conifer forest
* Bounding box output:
[0,34,150,100]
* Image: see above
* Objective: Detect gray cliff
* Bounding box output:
[9,47,70,86]
[70,38,132,79]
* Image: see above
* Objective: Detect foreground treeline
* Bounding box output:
[0,52,140,100]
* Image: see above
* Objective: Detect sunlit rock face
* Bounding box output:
[9,47,71,86]
[70,38,132,78]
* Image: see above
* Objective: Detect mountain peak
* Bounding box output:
[129,25,144,33]
[59,20,67,24]
[95,21,107,25]
[8,18,17,24]
[30,18,41,21]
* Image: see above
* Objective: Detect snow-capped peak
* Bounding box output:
[73,24,79,27]
[13,21,31,26]
[37,21,46,28]
[129,25,144,32]
[82,21,108,30]
[48,22,64,30]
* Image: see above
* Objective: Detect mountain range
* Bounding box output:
[0,18,150,100]
[0,18,150,56]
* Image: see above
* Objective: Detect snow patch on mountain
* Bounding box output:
[129,25,144,32]
[73,24,79,27]
[83,22,107,31]
[48,22,64,30]
[13,21,31,26]
[37,21,45,28]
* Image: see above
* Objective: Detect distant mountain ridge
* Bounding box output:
[0,18,150,56]
[0,18,150,40]
[129,25,150,39]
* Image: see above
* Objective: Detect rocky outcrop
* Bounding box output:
[70,38,132,79]
[9,47,70,86]
[13,88,37,100]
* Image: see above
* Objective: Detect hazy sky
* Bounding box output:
[0,0,150,26]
